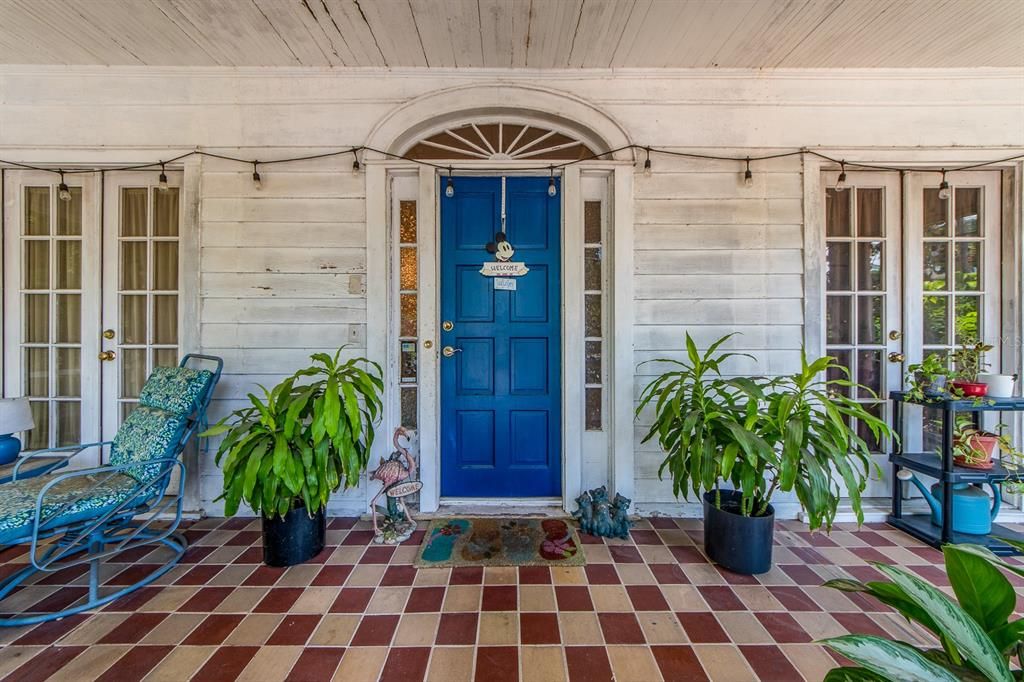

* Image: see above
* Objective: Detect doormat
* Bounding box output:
[414,517,585,568]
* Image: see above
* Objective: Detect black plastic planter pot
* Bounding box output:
[702,489,774,575]
[262,504,326,567]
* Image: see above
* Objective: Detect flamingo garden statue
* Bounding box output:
[369,426,421,544]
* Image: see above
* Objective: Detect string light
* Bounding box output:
[938,169,951,201]
[57,170,71,202]
[835,161,847,192]
[351,150,361,175]
[547,166,557,197]
[158,162,169,192]
[643,147,652,177]
[445,167,454,198]
[251,161,262,190]
[743,157,753,188]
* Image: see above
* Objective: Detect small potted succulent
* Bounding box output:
[951,340,993,397]
[904,353,950,402]
[204,349,383,566]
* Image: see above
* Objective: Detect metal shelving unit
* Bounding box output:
[888,391,1024,555]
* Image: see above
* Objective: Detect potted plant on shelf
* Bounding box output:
[951,340,994,397]
[637,333,893,574]
[204,349,383,567]
[904,353,950,402]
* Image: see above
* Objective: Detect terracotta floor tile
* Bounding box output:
[554,585,593,611]
[781,644,840,682]
[254,587,304,613]
[740,644,803,681]
[12,614,88,646]
[98,612,169,644]
[521,645,567,682]
[677,612,729,644]
[519,566,552,584]
[436,612,478,645]
[755,612,813,643]
[519,584,556,611]
[349,614,400,646]
[46,645,128,682]
[192,645,259,682]
[140,645,214,682]
[95,645,172,682]
[564,645,614,682]
[414,568,450,586]
[267,614,323,646]
[584,564,620,584]
[551,567,588,585]
[693,644,756,682]
[607,645,663,682]
[183,613,245,645]
[649,563,689,585]
[767,586,822,612]
[426,647,474,682]
[212,587,267,613]
[698,586,745,611]
[3,645,84,682]
[478,612,518,645]
[598,612,646,644]
[443,585,482,612]
[178,586,234,612]
[284,647,345,682]
[140,612,206,644]
[365,586,411,614]
[520,612,560,644]
[329,587,374,613]
[405,586,446,612]
[481,585,517,611]
[346,564,387,587]
[54,614,128,646]
[484,566,518,584]
[380,565,417,586]
[449,566,484,585]
[311,565,353,587]
[637,611,686,644]
[652,645,709,681]
[291,586,341,614]
[137,588,197,614]
[474,646,517,682]
[626,585,670,611]
[716,611,773,644]
[330,646,387,682]
[379,647,431,682]
[223,613,284,645]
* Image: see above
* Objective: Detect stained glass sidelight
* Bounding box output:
[583,200,604,431]
[398,201,419,430]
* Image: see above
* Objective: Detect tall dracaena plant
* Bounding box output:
[205,349,384,519]
[638,333,895,531]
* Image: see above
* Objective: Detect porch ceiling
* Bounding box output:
[0,0,1021,69]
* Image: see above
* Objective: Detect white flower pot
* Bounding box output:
[977,373,1017,398]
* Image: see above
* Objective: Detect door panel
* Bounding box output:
[440,176,561,497]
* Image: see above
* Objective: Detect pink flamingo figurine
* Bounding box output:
[370,427,418,539]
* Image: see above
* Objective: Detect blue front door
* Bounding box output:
[440,176,561,497]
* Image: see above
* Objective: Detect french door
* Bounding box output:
[823,169,1002,496]
[3,170,184,472]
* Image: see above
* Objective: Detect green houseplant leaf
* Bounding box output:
[204,347,383,520]
[942,544,1016,632]
[820,635,961,682]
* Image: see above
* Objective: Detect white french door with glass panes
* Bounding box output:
[3,170,184,476]
[823,171,903,498]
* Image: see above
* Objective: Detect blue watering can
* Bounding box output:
[897,469,1000,535]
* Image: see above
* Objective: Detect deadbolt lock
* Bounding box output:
[888,330,902,341]
[98,350,116,362]
[442,321,454,331]
[103,329,116,340]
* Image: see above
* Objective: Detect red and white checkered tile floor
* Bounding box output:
[0,516,1021,681]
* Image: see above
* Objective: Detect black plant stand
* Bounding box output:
[888,391,1024,556]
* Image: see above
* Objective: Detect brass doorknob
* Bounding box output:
[442,346,462,358]
[888,352,905,363]
[98,350,116,361]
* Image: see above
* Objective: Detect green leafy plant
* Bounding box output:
[905,353,951,403]
[204,348,384,519]
[953,340,994,384]
[820,542,1024,681]
[637,333,893,531]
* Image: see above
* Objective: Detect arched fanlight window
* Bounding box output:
[405,122,597,161]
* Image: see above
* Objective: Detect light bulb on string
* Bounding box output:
[743,158,753,189]
[57,170,72,202]
[351,150,361,175]
[252,161,262,191]
[158,162,169,192]
[445,167,455,198]
[835,161,847,192]
[937,169,951,201]
[547,166,557,197]
[643,147,652,177]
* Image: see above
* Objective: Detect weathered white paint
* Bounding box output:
[1,1,1020,68]
[0,66,1021,517]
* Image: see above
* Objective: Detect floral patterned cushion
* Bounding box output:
[109,406,188,483]
[0,472,139,545]
[138,366,214,416]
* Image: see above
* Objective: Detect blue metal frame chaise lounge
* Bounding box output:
[0,354,222,626]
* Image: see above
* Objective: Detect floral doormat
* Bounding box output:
[414,517,585,568]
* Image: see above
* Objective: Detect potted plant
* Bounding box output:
[637,333,893,574]
[204,349,383,566]
[951,340,994,397]
[905,353,950,402]
[950,417,999,470]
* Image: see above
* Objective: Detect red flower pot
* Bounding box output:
[952,381,988,397]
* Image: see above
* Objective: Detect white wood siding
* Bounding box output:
[197,159,369,514]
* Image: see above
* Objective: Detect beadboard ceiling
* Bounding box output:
[0,0,1021,69]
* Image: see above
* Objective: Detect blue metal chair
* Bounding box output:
[0,354,222,626]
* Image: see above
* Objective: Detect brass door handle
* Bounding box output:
[888,352,905,363]
[442,346,462,358]
[98,350,116,361]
